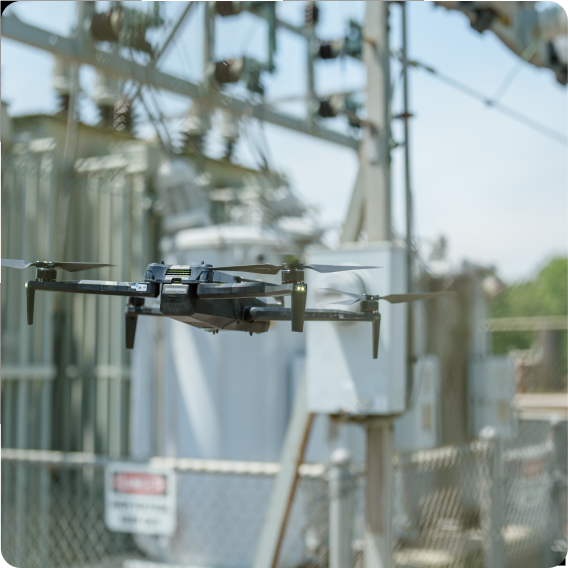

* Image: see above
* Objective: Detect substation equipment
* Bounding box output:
[0,2,535,568]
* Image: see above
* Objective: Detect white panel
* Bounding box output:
[394,355,440,452]
[468,356,517,439]
[305,244,407,415]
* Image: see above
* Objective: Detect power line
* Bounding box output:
[406,56,568,146]
[490,41,539,104]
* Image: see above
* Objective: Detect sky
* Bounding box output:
[1,0,567,282]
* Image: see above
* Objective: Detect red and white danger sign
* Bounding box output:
[113,472,168,495]
[105,463,176,535]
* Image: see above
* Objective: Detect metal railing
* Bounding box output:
[2,420,565,568]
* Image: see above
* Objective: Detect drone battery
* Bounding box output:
[161,284,192,319]
[163,284,189,296]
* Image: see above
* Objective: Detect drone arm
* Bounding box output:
[26,279,161,297]
[196,282,293,300]
[25,280,160,325]
[244,306,379,323]
[245,307,381,359]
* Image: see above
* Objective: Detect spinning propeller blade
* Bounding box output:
[323,288,368,301]
[1,259,35,270]
[209,264,283,275]
[325,288,454,305]
[304,264,379,273]
[211,263,379,275]
[323,288,454,358]
[1,259,114,272]
[324,288,382,358]
[380,292,455,303]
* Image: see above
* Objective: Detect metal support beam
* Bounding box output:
[203,1,215,91]
[1,15,359,150]
[341,2,392,242]
[155,2,195,62]
[365,418,394,568]
[252,372,314,568]
[362,2,392,242]
[130,2,196,104]
[340,169,364,242]
[401,2,414,408]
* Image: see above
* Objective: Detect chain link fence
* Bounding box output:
[509,336,567,394]
[2,420,566,568]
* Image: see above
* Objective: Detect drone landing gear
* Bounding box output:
[372,317,381,359]
[125,312,138,349]
[291,283,307,332]
[125,297,165,349]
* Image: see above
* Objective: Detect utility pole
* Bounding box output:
[340,1,391,244]
[362,1,392,242]
[361,4,395,568]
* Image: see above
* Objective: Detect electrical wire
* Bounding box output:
[406,56,568,146]
[489,41,539,105]
[137,85,173,157]
[147,83,176,150]
[126,45,176,156]
[242,93,273,172]
[174,35,194,80]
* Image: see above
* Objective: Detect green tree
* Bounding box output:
[490,256,567,377]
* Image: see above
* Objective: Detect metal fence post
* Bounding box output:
[546,417,567,566]
[329,447,353,568]
[482,429,505,568]
[365,418,394,568]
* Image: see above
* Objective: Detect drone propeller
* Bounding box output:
[323,288,454,358]
[1,259,114,272]
[211,263,378,333]
[210,262,379,275]
[324,289,454,305]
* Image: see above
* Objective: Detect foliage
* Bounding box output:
[489,257,567,374]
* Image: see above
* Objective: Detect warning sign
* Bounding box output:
[105,462,176,536]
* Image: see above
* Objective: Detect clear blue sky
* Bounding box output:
[2,1,567,281]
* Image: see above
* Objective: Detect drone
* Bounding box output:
[2,258,453,358]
